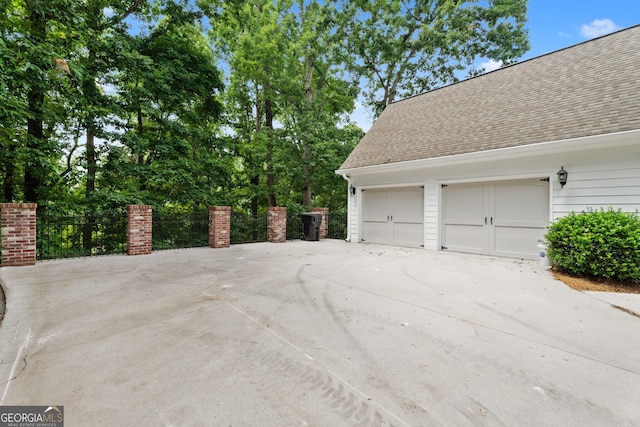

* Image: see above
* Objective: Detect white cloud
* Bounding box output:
[580,19,621,39]
[481,59,503,73]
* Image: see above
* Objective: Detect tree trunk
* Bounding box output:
[83,128,96,253]
[302,54,314,208]
[24,2,46,203]
[84,46,98,201]
[82,35,99,253]
[251,91,261,219]
[3,161,15,202]
[24,85,45,203]
[265,91,277,208]
[85,130,96,197]
[302,143,312,207]
[250,174,259,241]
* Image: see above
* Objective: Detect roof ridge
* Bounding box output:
[390,23,640,106]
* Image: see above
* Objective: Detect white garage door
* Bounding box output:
[442,178,549,259]
[362,187,424,248]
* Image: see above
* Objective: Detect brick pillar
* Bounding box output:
[267,207,287,243]
[312,207,329,239]
[209,206,231,248]
[0,203,37,267]
[127,205,152,255]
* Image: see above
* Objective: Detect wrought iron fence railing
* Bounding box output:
[153,211,209,250]
[285,210,347,240]
[327,212,347,240]
[37,210,128,260]
[231,212,267,244]
[28,208,348,262]
[286,211,304,240]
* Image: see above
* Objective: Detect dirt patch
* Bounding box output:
[552,269,640,294]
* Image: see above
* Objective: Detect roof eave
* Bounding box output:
[335,129,640,176]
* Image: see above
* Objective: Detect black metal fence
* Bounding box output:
[37,210,128,260]
[286,211,304,240]
[285,211,347,240]
[31,208,348,261]
[153,211,209,250]
[327,212,347,240]
[231,211,267,244]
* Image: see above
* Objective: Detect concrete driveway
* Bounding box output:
[1,240,639,426]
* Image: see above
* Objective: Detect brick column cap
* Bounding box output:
[127,204,153,211]
[0,203,38,209]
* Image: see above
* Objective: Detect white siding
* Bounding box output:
[424,180,438,250]
[348,189,359,241]
[553,165,640,219]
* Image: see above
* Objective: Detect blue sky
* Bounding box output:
[352,1,640,131]
[525,0,639,59]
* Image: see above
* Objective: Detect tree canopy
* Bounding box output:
[0,0,530,214]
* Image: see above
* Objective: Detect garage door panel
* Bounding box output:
[362,190,388,222]
[494,181,548,224]
[393,222,424,247]
[362,222,389,244]
[443,184,484,224]
[393,189,425,223]
[443,224,485,253]
[494,226,547,258]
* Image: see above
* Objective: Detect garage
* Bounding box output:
[361,186,424,247]
[338,27,640,258]
[441,178,549,259]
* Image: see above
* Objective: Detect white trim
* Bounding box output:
[437,183,444,251]
[343,174,353,241]
[437,172,553,186]
[336,129,640,176]
[356,187,362,242]
[359,181,426,191]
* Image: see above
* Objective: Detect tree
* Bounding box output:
[203,0,289,211]
[0,0,79,203]
[75,0,148,207]
[342,0,530,115]
[204,0,360,212]
[104,2,227,209]
[277,0,360,207]
[0,5,28,201]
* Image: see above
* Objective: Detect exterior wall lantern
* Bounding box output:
[350,185,356,196]
[557,166,568,188]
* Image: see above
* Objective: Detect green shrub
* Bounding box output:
[545,208,640,284]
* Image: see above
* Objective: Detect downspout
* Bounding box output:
[340,173,352,242]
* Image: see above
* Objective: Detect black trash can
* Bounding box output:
[300,213,323,241]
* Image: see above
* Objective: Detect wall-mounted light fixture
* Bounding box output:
[350,185,356,196]
[557,166,568,188]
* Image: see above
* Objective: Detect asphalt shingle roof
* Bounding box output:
[340,25,640,170]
